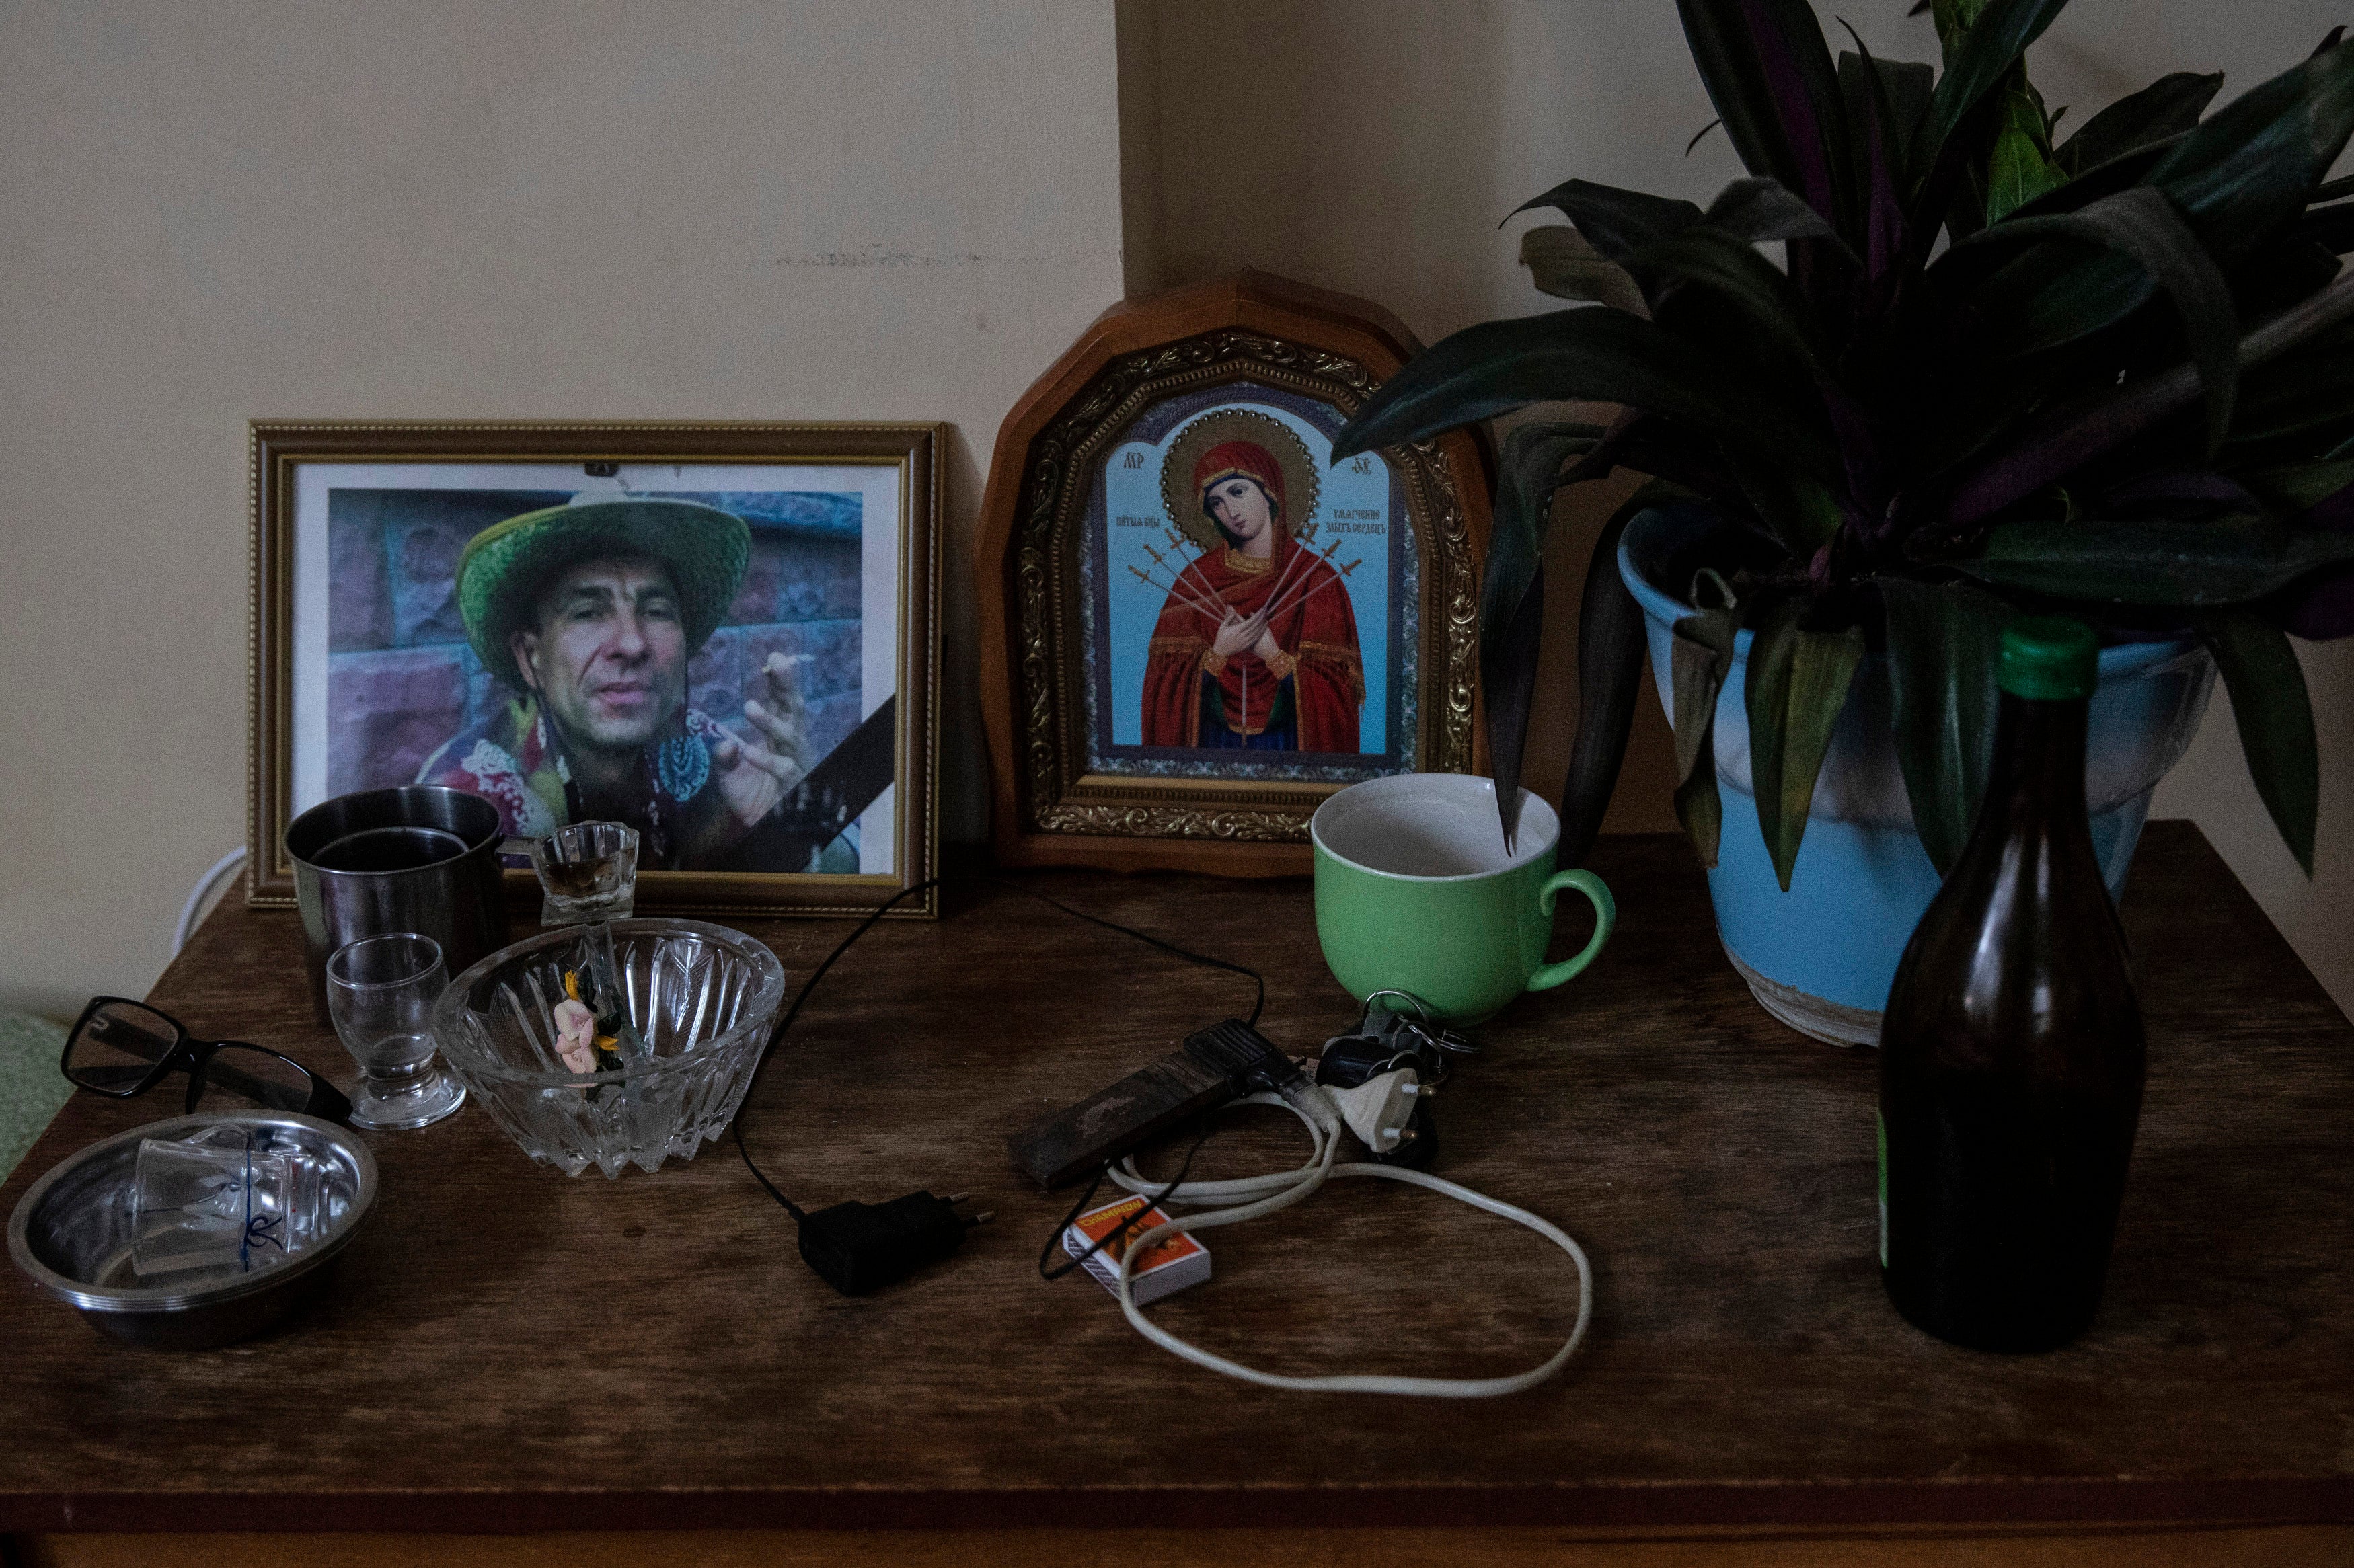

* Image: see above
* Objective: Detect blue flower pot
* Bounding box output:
[1618,506,2216,1046]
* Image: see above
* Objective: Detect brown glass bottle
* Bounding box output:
[1878,617,2146,1353]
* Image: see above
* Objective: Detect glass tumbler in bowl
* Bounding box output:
[429,920,787,1178]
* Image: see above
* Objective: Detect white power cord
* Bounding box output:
[1102,1081,1593,1397]
[172,847,249,957]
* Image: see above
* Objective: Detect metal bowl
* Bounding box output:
[8,1113,377,1350]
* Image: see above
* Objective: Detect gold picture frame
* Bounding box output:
[248,421,940,917]
[975,272,1492,876]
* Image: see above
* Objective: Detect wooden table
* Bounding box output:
[3,824,2351,1567]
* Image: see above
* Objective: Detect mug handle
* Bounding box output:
[1527,869,1616,992]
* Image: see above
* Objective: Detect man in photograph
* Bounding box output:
[415,495,854,871]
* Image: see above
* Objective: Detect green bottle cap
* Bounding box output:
[1998,615,2100,701]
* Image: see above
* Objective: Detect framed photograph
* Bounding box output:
[248,422,940,916]
[975,271,1492,875]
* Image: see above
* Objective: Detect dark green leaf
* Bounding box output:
[1562,483,1685,869]
[1328,307,1841,480]
[1671,613,1732,785]
[1957,44,2354,363]
[1703,177,1843,242]
[1961,188,2240,454]
[2298,201,2354,253]
[2191,610,2318,874]
[2053,71,2224,175]
[1844,51,1934,163]
[2096,468,2262,518]
[1591,416,1753,516]
[2149,40,2354,261]
[1959,239,2151,362]
[1984,75,2068,221]
[1987,124,2068,220]
[1625,222,1831,377]
[2003,136,2184,220]
[2240,457,2354,512]
[1909,378,2049,487]
[1879,576,2014,875]
[1519,226,1650,315]
[1673,755,1725,869]
[1511,179,1702,261]
[1941,271,2354,522]
[1942,157,1996,245]
[2314,173,2354,204]
[1930,518,2354,604]
[1486,424,1600,635]
[1722,449,1847,559]
[1838,43,1930,271]
[1483,424,1601,844]
[1676,0,1852,231]
[1671,566,1742,763]
[1743,600,1866,892]
[1486,561,1545,853]
[1669,602,1741,867]
[2232,235,2346,327]
[1910,0,2070,199]
[2232,336,2354,442]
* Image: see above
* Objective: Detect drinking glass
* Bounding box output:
[325,933,466,1130]
[132,1134,296,1279]
[531,822,639,925]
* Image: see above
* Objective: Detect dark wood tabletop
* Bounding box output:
[2,822,2349,1538]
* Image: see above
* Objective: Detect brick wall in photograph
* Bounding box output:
[326,489,864,796]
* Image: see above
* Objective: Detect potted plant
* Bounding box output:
[1332,0,2354,1044]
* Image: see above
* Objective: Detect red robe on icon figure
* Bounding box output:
[1139,440,1364,753]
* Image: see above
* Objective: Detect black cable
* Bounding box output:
[732,875,1264,1221]
[1036,1113,1219,1282]
[732,877,936,1219]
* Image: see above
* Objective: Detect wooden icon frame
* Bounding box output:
[974,271,1492,876]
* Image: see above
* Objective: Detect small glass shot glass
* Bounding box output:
[326,933,466,1130]
[531,822,640,926]
[132,1134,295,1280]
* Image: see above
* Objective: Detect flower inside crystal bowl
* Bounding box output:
[430,919,786,1177]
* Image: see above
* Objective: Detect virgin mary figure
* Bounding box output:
[1139,436,1363,752]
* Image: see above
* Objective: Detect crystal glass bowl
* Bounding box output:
[431,919,788,1178]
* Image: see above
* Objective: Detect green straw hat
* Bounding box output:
[456,498,751,689]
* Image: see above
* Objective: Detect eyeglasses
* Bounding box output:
[61,998,354,1124]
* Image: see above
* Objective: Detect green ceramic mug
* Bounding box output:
[1309,773,1616,1024]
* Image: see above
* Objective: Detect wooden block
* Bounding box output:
[1005,1049,1231,1188]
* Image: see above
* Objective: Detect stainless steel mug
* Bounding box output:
[284,787,511,1023]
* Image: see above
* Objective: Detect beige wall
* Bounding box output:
[1128,0,2354,1013]
[0,0,1127,1018]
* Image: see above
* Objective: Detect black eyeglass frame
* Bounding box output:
[61,996,354,1124]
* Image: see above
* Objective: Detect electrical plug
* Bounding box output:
[1330,1068,1425,1154]
[797,1191,992,1296]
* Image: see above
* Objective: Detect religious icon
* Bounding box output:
[1137,412,1366,754]
[975,271,1490,875]
[1090,392,1408,783]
